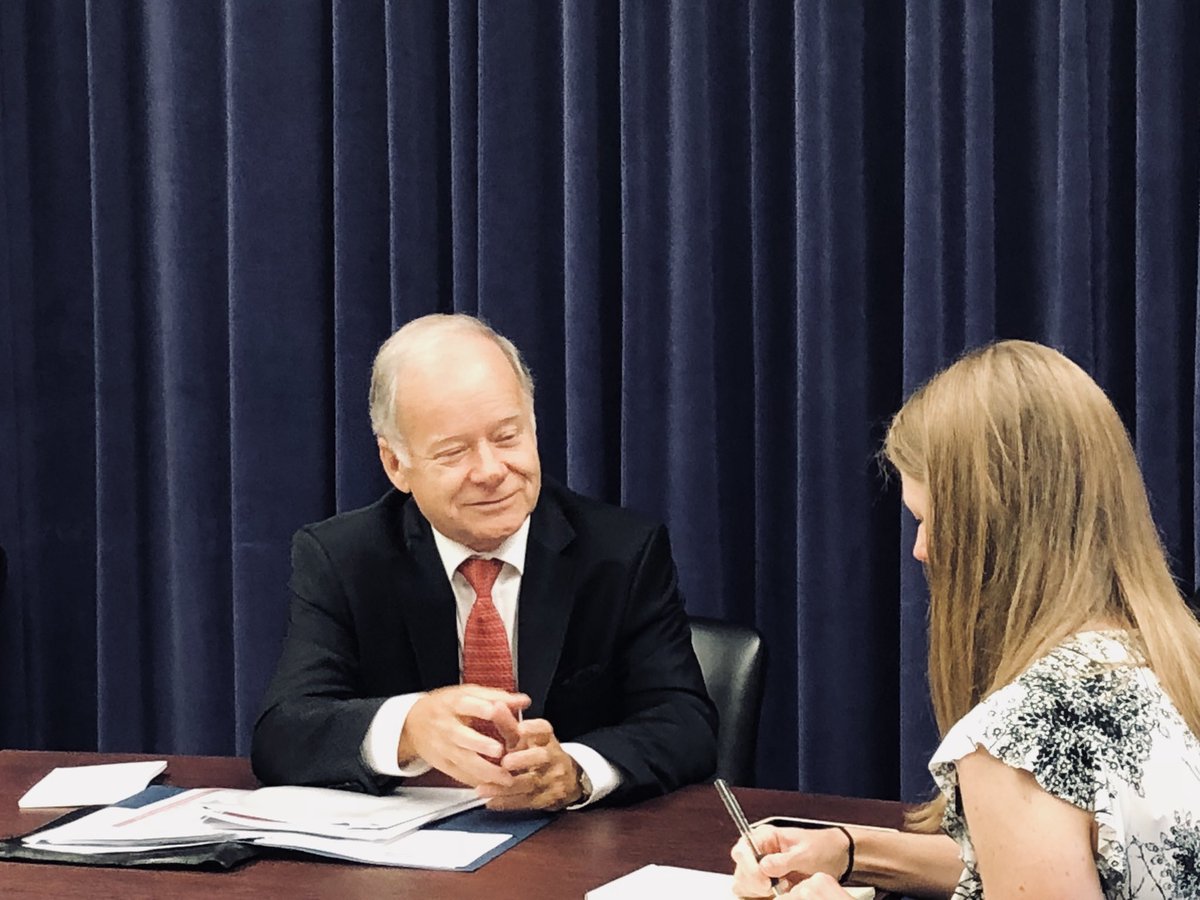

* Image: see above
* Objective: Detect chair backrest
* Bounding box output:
[688,615,767,786]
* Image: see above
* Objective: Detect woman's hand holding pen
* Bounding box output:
[772,872,856,899]
[730,825,853,898]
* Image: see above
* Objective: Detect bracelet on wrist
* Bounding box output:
[833,824,855,884]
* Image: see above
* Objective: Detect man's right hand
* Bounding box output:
[398,685,530,788]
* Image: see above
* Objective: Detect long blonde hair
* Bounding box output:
[884,340,1200,831]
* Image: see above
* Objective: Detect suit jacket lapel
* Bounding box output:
[394,499,460,690]
[517,494,577,718]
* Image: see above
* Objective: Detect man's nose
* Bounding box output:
[470,441,506,483]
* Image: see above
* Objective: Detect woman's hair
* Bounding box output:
[883,340,1200,831]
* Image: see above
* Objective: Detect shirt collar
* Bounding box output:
[430,516,531,581]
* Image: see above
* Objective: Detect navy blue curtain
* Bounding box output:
[2,1,1197,803]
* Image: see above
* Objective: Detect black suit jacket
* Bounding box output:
[251,479,717,805]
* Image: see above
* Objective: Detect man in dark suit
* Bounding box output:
[251,313,716,810]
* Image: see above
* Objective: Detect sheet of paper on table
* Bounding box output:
[585,864,875,899]
[18,760,168,809]
[249,828,509,868]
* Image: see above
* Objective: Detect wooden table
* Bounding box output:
[1,750,905,898]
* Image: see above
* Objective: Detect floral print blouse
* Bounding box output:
[928,630,1200,898]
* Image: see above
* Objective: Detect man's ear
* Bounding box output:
[378,438,411,493]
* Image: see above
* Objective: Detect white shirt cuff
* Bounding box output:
[360,693,432,777]
[561,742,621,808]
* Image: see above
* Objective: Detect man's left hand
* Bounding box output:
[475,718,584,811]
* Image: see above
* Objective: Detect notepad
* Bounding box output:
[585,864,876,899]
[18,761,168,809]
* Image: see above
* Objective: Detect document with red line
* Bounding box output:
[24,788,244,851]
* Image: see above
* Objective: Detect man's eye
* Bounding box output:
[494,431,519,445]
[436,447,468,462]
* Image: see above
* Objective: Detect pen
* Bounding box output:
[715,778,784,898]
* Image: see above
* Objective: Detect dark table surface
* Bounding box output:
[1,749,906,899]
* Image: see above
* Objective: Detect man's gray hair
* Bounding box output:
[368,313,536,457]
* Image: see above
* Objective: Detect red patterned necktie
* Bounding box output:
[459,557,514,757]
[459,557,514,691]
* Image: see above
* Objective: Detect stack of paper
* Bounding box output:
[24,783,510,869]
[203,785,482,841]
[202,785,507,867]
[24,788,247,853]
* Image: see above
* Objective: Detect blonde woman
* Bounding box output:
[732,341,1200,899]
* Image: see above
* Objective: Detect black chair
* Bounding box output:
[688,615,767,786]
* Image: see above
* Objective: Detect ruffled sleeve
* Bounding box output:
[928,646,1155,891]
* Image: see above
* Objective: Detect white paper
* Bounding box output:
[585,864,875,899]
[251,828,511,868]
[24,788,247,852]
[201,785,483,840]
[18,760,169,809]
[25,783,501,869]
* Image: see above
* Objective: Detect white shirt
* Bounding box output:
[360,517,620,807]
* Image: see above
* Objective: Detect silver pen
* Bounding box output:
[715,778,784,897]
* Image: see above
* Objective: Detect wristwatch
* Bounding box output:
[575,765,594,804]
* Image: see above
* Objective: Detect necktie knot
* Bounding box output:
[459,557,503,598]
